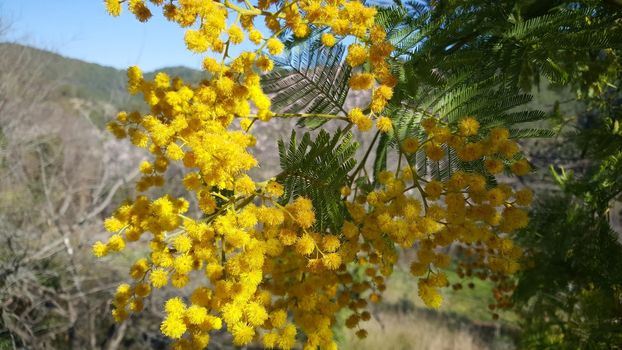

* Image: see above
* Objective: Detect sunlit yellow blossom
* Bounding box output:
[202,57,222,74]
[348,108,365,123]
[104,217,124,232]
[288,197,316,228]
[249,29,263,44]
[266,38,284,55]
[459,117,480,136]
[184,30,209,53]
[166,143,184,160]
[263,332,279,348]
[232,323,255,345]
[108,234,125,252]
[296,233,315,256]
[105,0,122,16]
[269,310,287,328]
[92,241,108,257]
[149,269,169,288]
[228,25,244,44]
[322,253,342,270]
[165,297,186,317]
[173,235,192,253]
[186,305,208,325]
[322,235,341,252]
[244,302,268,326]
[418,281,443,309]
[348,108,373,131]
[376,116,392,133]
[321,33,336,47]
[376,85,393,100]
[349,73,374,90]
[126,66,142,94]
[346,44,367,67]
[160,316,186,339]
[235,175,256,195]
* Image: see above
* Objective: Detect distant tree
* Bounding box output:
[513,84,622,349]
[0,22,150,349]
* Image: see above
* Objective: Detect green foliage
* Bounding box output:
[364,0,622,186]
[392,1,622,96]
[514,86,622,349]
[277,129,358,232]
[372,3,576,183]
[384,70,551,182]
[515,193,622,349]
[262,42,351,129]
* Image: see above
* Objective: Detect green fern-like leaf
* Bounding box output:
[277,129,358,232]
[262,41,351,129]
[509,128,556,139]
[387,70,550,182]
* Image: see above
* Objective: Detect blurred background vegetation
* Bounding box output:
[1,0,622,349]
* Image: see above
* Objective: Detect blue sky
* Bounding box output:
[1,0,247,71]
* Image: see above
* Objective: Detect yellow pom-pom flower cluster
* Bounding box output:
[98,0,532,348]
[99,0,397,348]
[335,115,532,315]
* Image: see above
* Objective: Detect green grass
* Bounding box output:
[331,259,521,350]
[380,262,517,324]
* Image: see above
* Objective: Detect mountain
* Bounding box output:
[0,43,203,110]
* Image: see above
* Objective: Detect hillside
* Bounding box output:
[0,43,203,109]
